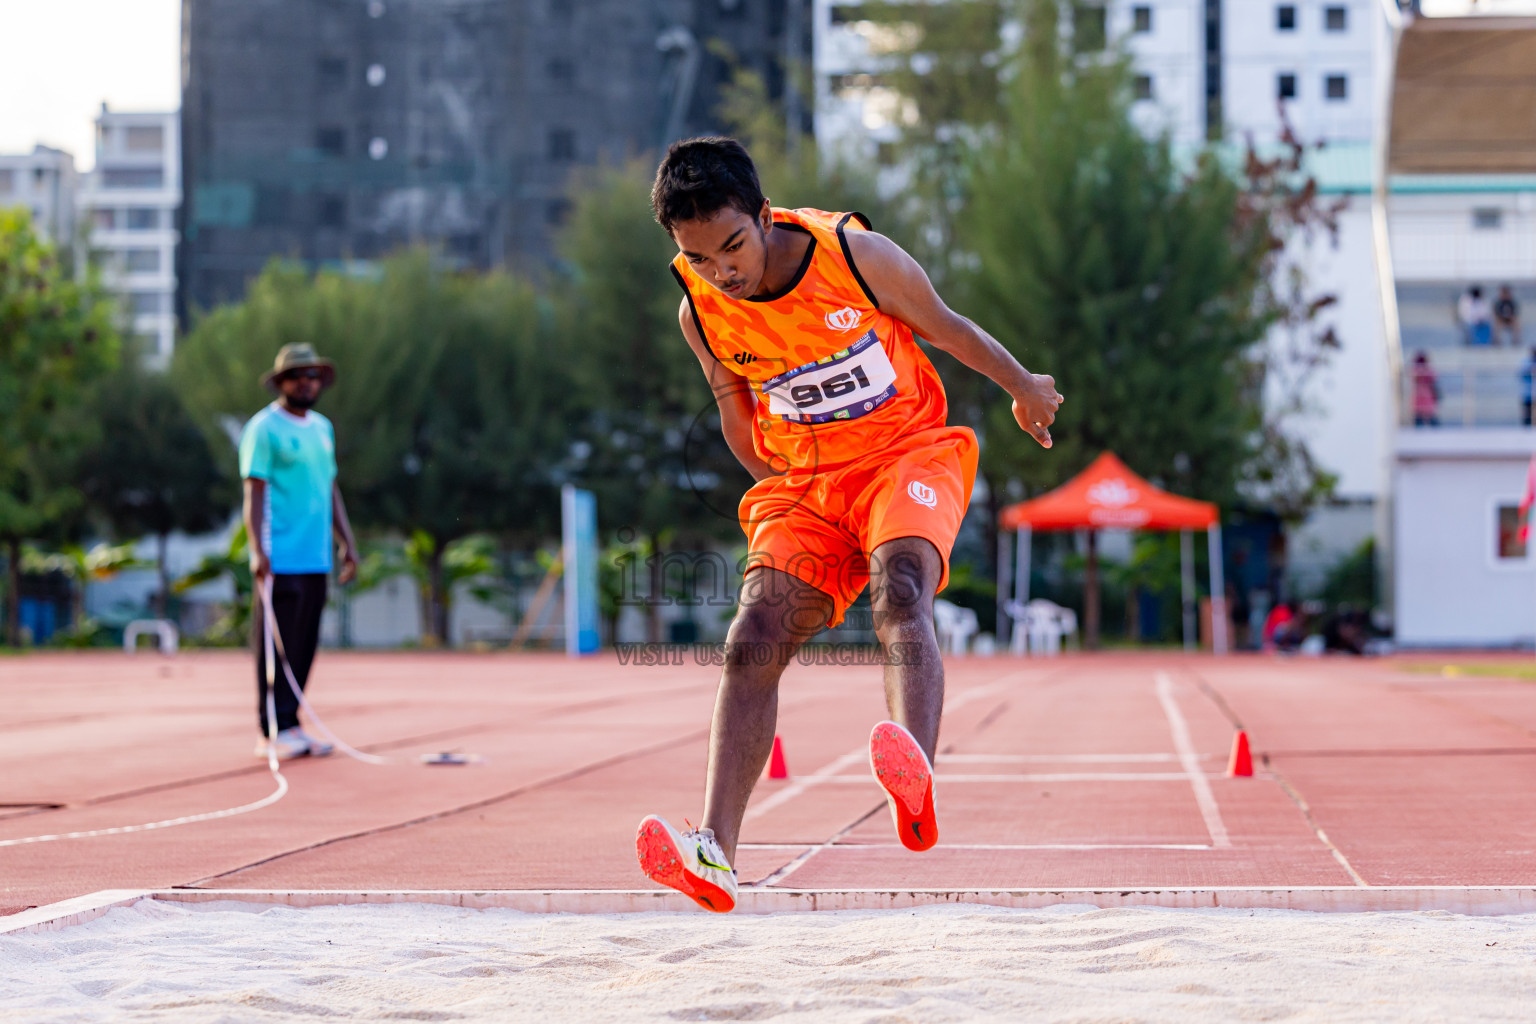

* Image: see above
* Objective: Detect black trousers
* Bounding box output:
[254,573,328,734]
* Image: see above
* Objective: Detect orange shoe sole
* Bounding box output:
[869,722,937,852]
[635,817,737,913]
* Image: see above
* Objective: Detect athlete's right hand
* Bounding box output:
[1011,373,1063,449]
[250,548,271,584]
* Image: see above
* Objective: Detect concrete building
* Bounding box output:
[178,0,813,316]
[815,0,1382,152]
[1381,12,1536,646]
[77,108,182,363]
[815,0,1393,613]
[0,145,78,245]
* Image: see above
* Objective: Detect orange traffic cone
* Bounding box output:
[767,735,790,780]
[1227,730,1253,777]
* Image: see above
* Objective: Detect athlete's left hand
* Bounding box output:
[1011,373,1063,449]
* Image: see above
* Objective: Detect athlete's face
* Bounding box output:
[672,201,772,299]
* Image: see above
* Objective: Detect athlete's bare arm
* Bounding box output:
[678,298,778,481]
[846,231,1063,449]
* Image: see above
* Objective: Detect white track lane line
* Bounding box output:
[941,753,1206,764]
[1155,671,1232,849]
[0,773,289,847]
[741,842,1213,852]
[744,676,1018,823]
[816,772,1207,783]
[744,749,866,822]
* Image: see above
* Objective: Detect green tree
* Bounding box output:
[553,161,753,640]
[173,251,569,646]
[352,531,499,646]
[77,359,236,615]
[0,208,120,644]
[851,0,1346,646]
[21,541,143,639]
[173,523,252,645]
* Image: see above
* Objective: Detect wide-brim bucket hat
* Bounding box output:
[261,343,337,391]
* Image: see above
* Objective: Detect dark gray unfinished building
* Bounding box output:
[179,0,810,317]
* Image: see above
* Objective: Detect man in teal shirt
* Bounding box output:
[239,344,359,759]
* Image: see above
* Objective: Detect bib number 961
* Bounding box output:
[790,365,871,408]
[762,330,898,423]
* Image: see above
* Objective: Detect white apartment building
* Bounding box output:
[77,107,181,363]
[814,1,1392,592]
[0,145,78,245]
[815,1,1381,151]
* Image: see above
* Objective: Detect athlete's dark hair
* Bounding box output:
[651,136,766,235]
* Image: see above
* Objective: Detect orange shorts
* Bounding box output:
[738,426,979,627]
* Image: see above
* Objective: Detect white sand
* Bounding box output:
[4,901,1536,1022]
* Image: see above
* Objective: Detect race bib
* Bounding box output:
[761,330,898,424]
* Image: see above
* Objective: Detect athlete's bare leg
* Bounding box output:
[701,567,833,865]
[869,537,945,762]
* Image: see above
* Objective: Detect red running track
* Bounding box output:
[3,649,1536,916]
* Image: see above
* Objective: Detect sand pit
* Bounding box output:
[3,901,1535,1022]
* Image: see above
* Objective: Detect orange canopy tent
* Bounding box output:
[996,453,1227,653]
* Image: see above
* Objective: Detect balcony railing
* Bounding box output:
[1402,349,1532,428]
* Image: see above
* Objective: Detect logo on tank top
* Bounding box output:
[825,306,863,332]
[908,480,938,509]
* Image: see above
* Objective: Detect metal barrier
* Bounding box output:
[123,619,179,655]
[1401,351,1533,428]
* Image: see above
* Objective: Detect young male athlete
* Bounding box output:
[636,138,1062,912]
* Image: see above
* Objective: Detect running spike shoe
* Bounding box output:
[636,815,739,913]
[869,720,938,852]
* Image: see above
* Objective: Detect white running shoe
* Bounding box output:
[254,728,311,761]
[636,815,739,913]
[295,727,335,757]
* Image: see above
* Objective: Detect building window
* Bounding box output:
[317,194,347,228]
[1276,4,1296,29]
[92,208,116,229]
[126,207,159,230]
[1277,73,1297,100]
[1073,4,1107,51]
[1473,207,1504,230]
[1497,505,1528,560]
[319,56,347,92]
[316,126,347,158]
[1325,74,1347,100]
[1133,74,1154,101]
[1325,5,1347,30]
[125,249,160,273]
[548,128,575,162]
[128,292,163,316]
[0,169,14,194]
[101,167,164,189]
[1132,5,1152,32]
[545,199,572,225]
[125,126,164,152]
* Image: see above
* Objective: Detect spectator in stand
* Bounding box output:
[1522,347,1536,427]
[1458,285,1493,346]
[1412,351,1439,427]
[1495,285,1521,347]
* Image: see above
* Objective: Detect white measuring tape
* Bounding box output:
[1,576,485,848]
[0,581,292,847]
[256,578,395,766]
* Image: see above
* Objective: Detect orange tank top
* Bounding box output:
[671,208,950,472]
